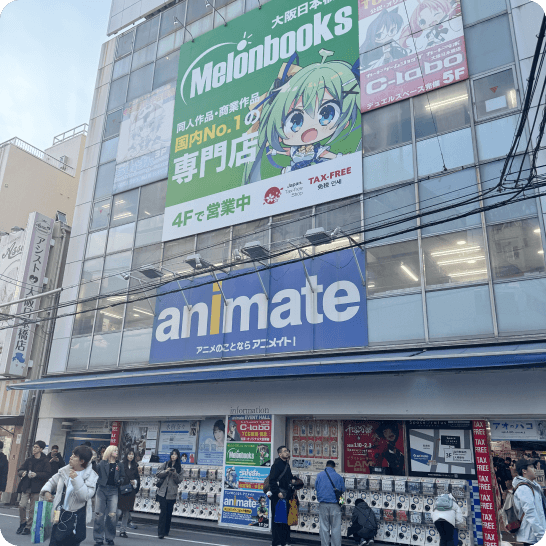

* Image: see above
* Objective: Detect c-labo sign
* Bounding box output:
[149,248,368,363]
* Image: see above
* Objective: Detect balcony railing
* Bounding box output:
[52,123,88,145]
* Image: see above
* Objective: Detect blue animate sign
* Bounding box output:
[149,248,368,363]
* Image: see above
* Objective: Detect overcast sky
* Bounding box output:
[0,0,112,150]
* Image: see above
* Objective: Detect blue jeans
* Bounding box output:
[93,485,118,542]
[319,503,342,546]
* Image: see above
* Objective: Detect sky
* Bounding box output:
[0,0,113,151]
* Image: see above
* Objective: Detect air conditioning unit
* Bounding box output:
[59,155,68,170]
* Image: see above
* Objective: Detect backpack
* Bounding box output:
[435,494,453,511]
[499,483,534,534]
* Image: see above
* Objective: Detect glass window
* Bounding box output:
[138,179,168,219]
[163,236,195,274]
[135,215,164,247]
[365,185,417,244]
[315,197,362,236]
[414,82,470,139]
[159,2,186,38]
[232,218,269,269]
[106,223,135,254]
[126,63,154,103]
[112,55,131,80]
[94,162,116,200]
[157,29,184,58]
[419,168,481,236]
[72,301,97,337]
[116,30,134,59]
[90,199,112,231]
[362,100,411,154]
[476,114,524,161]
[107,75,128,112]
[104,110,123,140]
[196,227,231,267]
[132,243,162,276]
[487,218,546,280]
[99,137,119,164]
[80,257,104,298]
[461,0,506,25]
[426,285,494,339]
[132,43,156,71]
[494,278,546,334]
[111,189,139,227]
[186,0,208,23]
[480,157,537,223]
[473,69,518,119]
[367,294,425,343]
[95,297,125,333]
[85,230,107,259]
[89,332,122,369]
[119,328,153,365]
[465,15,514,76]
[216,0,234,7]
[101,250,132,294]
[271,209,312,263]
[366,240,421,297]
[364,145,414,191]
[66,336,92,370]
[134,16,159,51]
[153,50,180,90]
[422,229,488,287]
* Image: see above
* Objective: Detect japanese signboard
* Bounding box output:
[490,419,546,441]
[150,248,367,363]
[158,420,198,463]
[163,0,363,241]
[221,490,269,527]
[227,415,272,444]
[291,419,340,472]
[224,466,270,491]
[110,421,121,446]
[197,417,226,466]
[359,0,468,112]
[343,420,405,475]
[225,443,271,467]
[0,213,54,377]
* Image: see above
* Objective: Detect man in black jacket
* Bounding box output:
[348,499,378,545]
[268,445,294,546]
[0,440,8,497]
[47,445,65,475]
[16,440,52,535]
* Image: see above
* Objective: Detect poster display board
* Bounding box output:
[121,421,160,461]
[220,414,271,530]
[359,0,468,112]
[407,421,476,478]
[343,420,405,475]
[197,417,226,466]
[490,419,546,441]
[163,0,363,241]
[291,419,340,472]
[158,420,198,463]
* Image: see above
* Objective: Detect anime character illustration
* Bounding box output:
[374,422,405,476]
[225,467,239,489]
[359,7,411,72]
[257,444,271,467]
[242,49,360,184]
[256,496,269,526]
[125,101,169,159]
[227,420,241,442]
[212,419,225,448]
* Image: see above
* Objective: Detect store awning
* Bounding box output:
[0,415,25,426]
[7,341,546,393]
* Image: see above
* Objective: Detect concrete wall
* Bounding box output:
[45,134,86,181]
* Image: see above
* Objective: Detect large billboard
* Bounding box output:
[162,0,363,241]
[359,0,468,111]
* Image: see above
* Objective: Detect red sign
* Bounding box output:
[472,421,500,546]
[358,0,469,113]
[343,420,405,475]
[227,415,271,443]
[110,421,121,446]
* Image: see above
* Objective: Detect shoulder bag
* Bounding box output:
[263,463,289,496]
[52,482,86,543]
[325,469,344,505]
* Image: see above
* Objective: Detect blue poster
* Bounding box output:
[158,421,197,464]
[197,417,225,466]
[224,466,270,491]
[221,490,269,528]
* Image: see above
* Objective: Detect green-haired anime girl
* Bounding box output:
[243,49,360,185]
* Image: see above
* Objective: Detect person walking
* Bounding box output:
[348,498,378,545]
[0,440,8,498]
[16,440,52,536]
[93,445,125,546]
[513,458,546,546]
[431,491,463,546]
[315,460,346,546]
[41,445,98,546]
[268,445,294,546]
[117,449,140,538]
[156,448,183,539]
[47,445,66,476]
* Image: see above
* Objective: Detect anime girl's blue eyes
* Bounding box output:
[319,101,340,127]
[284,110,305,134]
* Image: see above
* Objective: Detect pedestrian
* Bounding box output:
[93,445,125,546]
[0,440,8,497]
[348,498,378,546]
[315,460,346,546]
[431,491,464,546]
[267,445,294,546]
[117,449,140,539]
[512,458,546,545]
[47,445,66,476]
[156,448,183,539]
[16,440,52,536]
[41,445,98,546]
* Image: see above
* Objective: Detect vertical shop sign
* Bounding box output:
[110,422,121,446]
[291,419,340,472]
[472,421,500,546]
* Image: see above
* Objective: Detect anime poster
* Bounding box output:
[291,419,340,472]
[221,490,270,527]
[224,466,270,490]
[158,421,198,464]
[227,415,271,444]
[163,0,363,242]
[343,420,405,475]
[197,417,226,466]
[121,422,160,461]
[225,443,271,467]
[359,0,468,112]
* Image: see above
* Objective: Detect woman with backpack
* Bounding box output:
[155,449,183,539]
[432,492,464,546]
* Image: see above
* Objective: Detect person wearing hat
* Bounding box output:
[512,458,546,545]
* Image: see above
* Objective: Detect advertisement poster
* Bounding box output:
[291,419,340,472]
[227,415,271,444]
[158,421,198,463]
[343,420,405,475]
[407,421,476,478]
[163,0,363,241]
[359,0,468,112]
[121,421,160,460]
[221,490,269,528]
[224,466,270,490]
[197,417,226,466]
[226,443,271,467]
[490,420,544,441]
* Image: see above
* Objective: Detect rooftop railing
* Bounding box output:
[52,123,88,145]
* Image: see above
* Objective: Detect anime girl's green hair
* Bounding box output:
[242,51,360,185]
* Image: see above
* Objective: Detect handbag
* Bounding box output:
[274,499,288,524]
[325,468,345,505]
[120,482,133,495]
[31,500,53,544]
[52,483,86,543]
[287,497,299,526]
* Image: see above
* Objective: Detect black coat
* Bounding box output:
[348,501,378,537]
[268,457,293,501]
[0,452,8,491]
[118,461,140,511]
[17,453,52,493]
[47,453,66,475]
[95,459,126,488]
